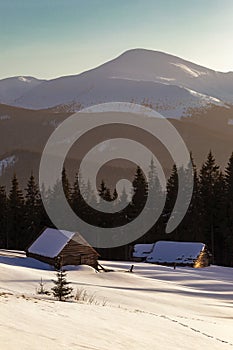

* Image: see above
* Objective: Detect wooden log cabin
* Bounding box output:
[26,228,99,270]
[143,241,211,268]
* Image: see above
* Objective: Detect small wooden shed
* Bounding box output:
[145,241,210,268]
[26,228,99,270]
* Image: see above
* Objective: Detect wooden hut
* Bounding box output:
[145,241,210,268]
[26,228,99,270]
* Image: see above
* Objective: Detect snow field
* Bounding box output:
[0,253,232,349]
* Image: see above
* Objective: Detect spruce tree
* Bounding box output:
[46,179,66,229]
[0,185,7,247]
[146,158,164,243]
[71,172,86,220]
[129,166,148,240]
[131,166,148,215]
[165,164,178,216]
[119,186,128,207]
[24,173,41,246]
[199,151,220,262]
[224,153,233,266]
[97,180,114,229]
[225,153,233,201]
[164,164,178,239]
[8,174,25,249]
[148,158,163,210]
[85,179,97,207]
[51,269,73,301]
[178,154,202,242]
[213,171,227,264]
[112,188,118,201]
[98,180,112,202]
[38,182,52,229]
[116,186,130,227]
[62,167,71,202]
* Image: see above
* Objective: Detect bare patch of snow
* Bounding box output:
[109,76,146,82]
[42,119,61,128]
[18,76,32,83]
[170,63,207,78]
[0,155,16,176]
[0,115,11,121]
[185,87,226,107]
[157,76,176,82]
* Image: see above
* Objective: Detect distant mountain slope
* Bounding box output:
[0,76,45,105]
[0,103,233,188]
[94,49,233,103]
[14,77,227,118]
[1,49,232,118]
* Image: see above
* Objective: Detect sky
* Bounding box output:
[0,0,233,79]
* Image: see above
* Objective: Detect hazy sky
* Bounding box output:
[0,0,233,79]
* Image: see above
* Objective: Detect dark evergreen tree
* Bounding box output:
[46,179,67,229]
[70,172,87,223]
[62,167,71,202]
[37,182,53,229]
[131,166,148,216]
[8,174,25,249]
[164,164,179,239]
[199,151,220,262]
[224,153,233,266]
[24,173,42,246]
[212,171,227,265]
[175,155,202,242]
[165,164,178,217]
[112,188,118,201]
[98,180,112,202]
[81,179,98,225]
[97,180,114,229]
[1,149,233,266]
[127,166,148,243]
[85,179,97,207]
[145,158,164,243]
[147,158,163,209]
[51,269,73,301]
[0,185,7,247]
[187,154,201,241]
[119,186,128,207]
[114,186,130,228]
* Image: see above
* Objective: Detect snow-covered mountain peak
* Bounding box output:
[1,49,233,117]
[18,76,32,83]
[0,76,45,105]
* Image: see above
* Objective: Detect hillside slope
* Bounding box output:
[0,253,232,349]
[1,49,232,117]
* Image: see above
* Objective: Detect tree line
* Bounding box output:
[0,150,233,267]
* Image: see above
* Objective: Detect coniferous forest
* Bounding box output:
[0,150,233,267]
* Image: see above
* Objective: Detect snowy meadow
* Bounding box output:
[0,250,232,350]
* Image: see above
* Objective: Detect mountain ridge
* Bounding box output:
[0,49,232,117]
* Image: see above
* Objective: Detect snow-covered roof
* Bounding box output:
[133,244,154,258]
[146,241,205,264]
[28,228,76,258]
